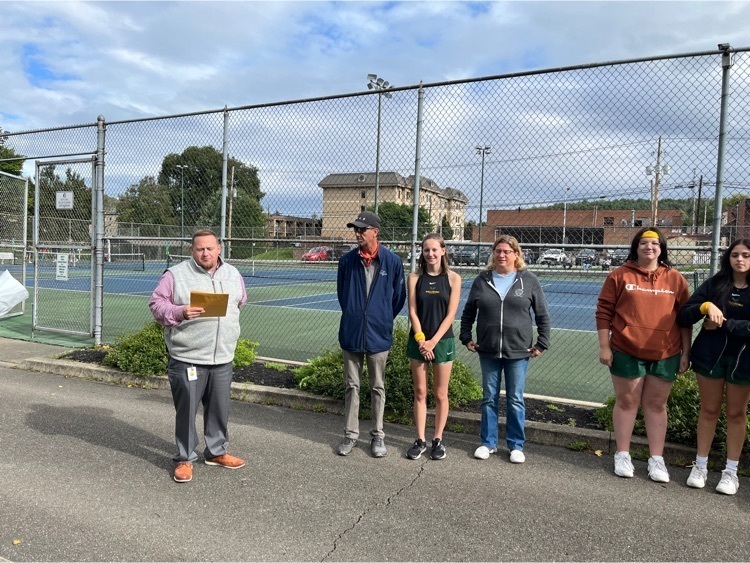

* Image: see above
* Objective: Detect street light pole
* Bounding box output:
[476,145,490,266]
[367,74,393,216]
[175,164,188,254]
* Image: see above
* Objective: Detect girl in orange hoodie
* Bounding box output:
[596,227,691,483]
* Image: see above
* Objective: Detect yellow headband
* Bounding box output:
[641,230,659,239]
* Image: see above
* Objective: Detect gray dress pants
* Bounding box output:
[167,357,233,462]
[342,350,389,439]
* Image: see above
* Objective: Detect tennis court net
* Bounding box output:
[166,255,340,283]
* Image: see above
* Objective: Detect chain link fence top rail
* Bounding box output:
[3,47,750,403]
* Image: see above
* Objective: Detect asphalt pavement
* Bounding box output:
[1,336,749,562]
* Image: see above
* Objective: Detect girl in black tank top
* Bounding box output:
[405,234,462,461]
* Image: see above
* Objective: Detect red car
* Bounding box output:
[301,246,332,261]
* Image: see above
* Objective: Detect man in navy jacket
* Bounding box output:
[336,211,406,457]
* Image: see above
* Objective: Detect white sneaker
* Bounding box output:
[686,464,707,489]
[474,445,497,460]
[715,469,739,495]
[509,450,526,464]
[648,456,670,483]
[614,451,634,478]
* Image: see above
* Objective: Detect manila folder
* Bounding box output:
[190,291,229,317]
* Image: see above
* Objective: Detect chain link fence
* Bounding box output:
[3,46,750,403]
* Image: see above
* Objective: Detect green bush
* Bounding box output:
[103,321,258,376]
[594,371,749,454]
[234,339,258,367]
[103,321,168,376]
[294,324,482,423]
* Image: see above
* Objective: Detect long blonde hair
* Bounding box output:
[486,235,526,271]
[417,233,450,275]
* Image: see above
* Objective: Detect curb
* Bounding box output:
[14,356,694,465]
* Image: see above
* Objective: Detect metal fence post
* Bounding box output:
[410,83,425,273]
[710,44,733,275]
[220,107,229,255]
[93,115,106,345]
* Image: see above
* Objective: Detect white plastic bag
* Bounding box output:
[0,269,29,316]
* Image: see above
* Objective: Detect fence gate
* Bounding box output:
[0,170,29,319]
[33,157,97,336]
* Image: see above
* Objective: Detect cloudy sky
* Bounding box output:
[3,0,748,130]
[2,1,749,219]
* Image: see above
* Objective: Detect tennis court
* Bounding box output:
[1,253,627,403]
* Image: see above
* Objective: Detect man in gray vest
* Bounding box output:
[149,229,247,483]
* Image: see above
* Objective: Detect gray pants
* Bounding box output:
[342,350,388,440]
[167,357,233,463]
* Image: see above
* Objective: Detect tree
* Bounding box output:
[369,202,432,240]
[116,176,177,237]
[440,216,454,241]
[158,146,264,234]
[0,127,24,176]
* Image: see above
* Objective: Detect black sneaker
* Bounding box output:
[406,438,427,460]
[430,438,446,460]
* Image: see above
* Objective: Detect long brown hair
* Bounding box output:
[417,233,450,275]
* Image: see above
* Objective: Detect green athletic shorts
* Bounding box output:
[610,349,680,382]
[406,336,456,364]
[693,356,750,385]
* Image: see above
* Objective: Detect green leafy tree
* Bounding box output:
[370,202,432,240]
[440,216,454,240]
[116,176,177,237]
[158,146,264,235]
[0,127,24,176]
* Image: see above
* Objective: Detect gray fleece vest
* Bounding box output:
[165,258,244,365]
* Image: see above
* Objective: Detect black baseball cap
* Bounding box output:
[347,211,381,229]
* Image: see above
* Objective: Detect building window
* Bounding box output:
[361,205,365,212]
[603,216,614,226]
[361,190,366,199]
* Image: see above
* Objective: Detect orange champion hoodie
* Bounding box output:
[595,261,689,361]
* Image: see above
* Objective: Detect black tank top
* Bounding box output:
[412,273,453,341]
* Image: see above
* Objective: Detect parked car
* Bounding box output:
[451,245,490,266]
[301,246,332,261]
[608,248,630,267]
[575,248,599,266]
[537,248,567,266]
[333,244,355,261]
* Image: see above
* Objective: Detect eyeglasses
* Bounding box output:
[494,249,516,255]
[353,227,373,234]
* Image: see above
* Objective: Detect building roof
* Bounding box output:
[318,172,468,202]
[268,213,319,222]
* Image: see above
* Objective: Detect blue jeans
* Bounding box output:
[478,354,529,451]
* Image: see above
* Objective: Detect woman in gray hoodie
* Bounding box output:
[460,235,551,464]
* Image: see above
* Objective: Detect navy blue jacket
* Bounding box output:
[677,276,750,379]
[337,245,406,353]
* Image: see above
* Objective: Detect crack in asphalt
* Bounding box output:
[321,462,427,562]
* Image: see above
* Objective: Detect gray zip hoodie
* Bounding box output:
[459,269,551,359]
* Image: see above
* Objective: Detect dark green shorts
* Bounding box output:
[610,350,680,382]
[406,336,456,364]
[693,356,750,385]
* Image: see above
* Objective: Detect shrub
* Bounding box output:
[594,371,750,454]
[294,324,482,422]
[104,321,168,376]
[233,339,258,367]
[103,321,258,375]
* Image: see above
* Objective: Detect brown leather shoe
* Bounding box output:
[204,453,246,469]
[173,462,193,483]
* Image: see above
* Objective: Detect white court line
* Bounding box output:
[250,292,336,305]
